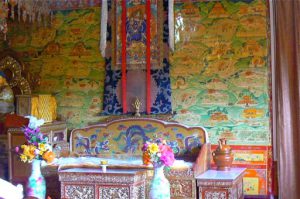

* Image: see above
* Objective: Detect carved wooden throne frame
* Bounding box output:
[0,50,32,95]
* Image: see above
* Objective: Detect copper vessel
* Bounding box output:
[212,138,234,171]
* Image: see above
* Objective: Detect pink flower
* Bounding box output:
[159,144,173,153]
[15,146,19,153]
[160,150,175,167]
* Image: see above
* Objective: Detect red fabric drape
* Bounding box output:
[121,0,127,113]
[146,0,151,114]
[274,1,300,199]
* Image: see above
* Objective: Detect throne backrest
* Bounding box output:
[70,118,208,161]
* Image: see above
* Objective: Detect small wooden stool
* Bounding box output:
[195,168,246,199]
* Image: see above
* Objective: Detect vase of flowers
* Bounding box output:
[15,116,55,199]
[142,138,175,199]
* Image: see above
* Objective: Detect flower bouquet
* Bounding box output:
[142,138,175,168]
[15,116,55,199]
[15,116,55,164]
[142,138,175,199]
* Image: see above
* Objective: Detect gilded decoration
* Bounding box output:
[0,55,31,95]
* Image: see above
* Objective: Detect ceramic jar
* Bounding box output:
[212,138,234,171]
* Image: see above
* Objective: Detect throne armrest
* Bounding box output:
[193,143,211,177]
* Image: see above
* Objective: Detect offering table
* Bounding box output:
[59,168,147,199]
[196,168,246,199]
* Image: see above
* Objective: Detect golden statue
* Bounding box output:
[132,97,142,117]
[0,73,14,114]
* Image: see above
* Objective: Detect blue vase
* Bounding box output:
[149,165,170,199]
[26,159,46,199]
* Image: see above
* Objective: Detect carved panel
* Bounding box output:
[166,167,194,179]
[65,185,94,199]
[132,183,146,199]
[197,169,245,199]
[59,173,146,184]
[238,179,243,198]
[99,186,129,199]
[204,190,227,199]
[230,186,237,199]
[197,180,234,187]
[59,169,147,199]
[170,179,196,198]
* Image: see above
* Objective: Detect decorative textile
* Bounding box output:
[100,0,108,57]
[103,58,123,115]
[31,95,57,123]
[274,1,300,198]
[114,0,163,70]
[151,59,172,114]
[103,0,172,115]
[70,118,206,158]
[168,0,174,51]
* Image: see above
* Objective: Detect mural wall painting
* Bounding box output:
[170,0,271,195]
[170,0,270,146]
[0,0,272,196]
[2,8,106,128]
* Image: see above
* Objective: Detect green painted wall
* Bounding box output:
[1,8,106,127]
[170,0,271,145]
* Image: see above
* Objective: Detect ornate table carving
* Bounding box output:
[59,168,147,199]
[196,168,246,199]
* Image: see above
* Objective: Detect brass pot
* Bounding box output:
[212,138,234,171]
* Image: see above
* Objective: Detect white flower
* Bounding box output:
[25,116,45,129]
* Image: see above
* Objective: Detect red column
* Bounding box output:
[146,0,151,114]
[121,0,127,113]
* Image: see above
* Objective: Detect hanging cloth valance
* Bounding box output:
[100,0,108,57]
[168,0,174,52]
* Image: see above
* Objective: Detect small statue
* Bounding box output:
[132,97,142,117]
[0,72,14,114]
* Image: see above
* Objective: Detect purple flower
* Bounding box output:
[15,146,19,153]
[38,133,44,140]
[34,149,40,155]
[142,143,148,151]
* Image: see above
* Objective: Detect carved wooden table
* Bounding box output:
[59,168,147,199]
[196,168,246,199]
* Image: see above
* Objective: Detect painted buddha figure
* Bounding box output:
[0,72,14,114]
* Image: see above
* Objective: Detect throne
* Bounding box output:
[0,50,32,180]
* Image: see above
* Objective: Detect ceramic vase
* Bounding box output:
[149,165,170,199]
[26,159,46,199]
